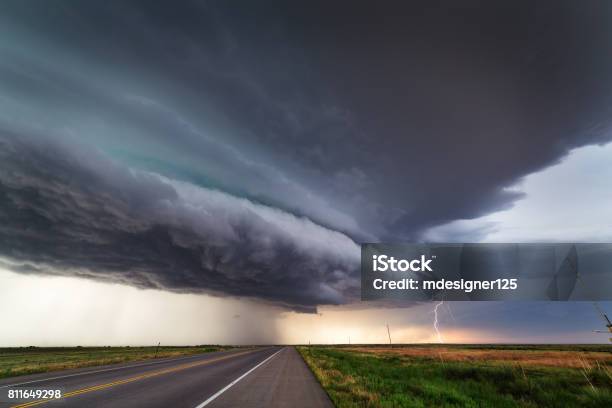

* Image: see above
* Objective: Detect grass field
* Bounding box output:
[298,345,612,407]
[0,345,232,379]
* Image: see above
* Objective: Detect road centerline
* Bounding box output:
[0,350,247,389]
[8,348,268,408]
[193,347,284,408]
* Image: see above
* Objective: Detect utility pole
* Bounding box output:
[386,324,392,347]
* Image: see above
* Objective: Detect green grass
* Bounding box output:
[298,346,612,408]
[0,345,232,379]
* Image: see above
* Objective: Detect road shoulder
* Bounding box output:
[208,347,333,408]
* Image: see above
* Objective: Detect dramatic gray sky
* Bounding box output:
[1,0,612,345]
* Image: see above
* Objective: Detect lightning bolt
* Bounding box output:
[433,300,444,343]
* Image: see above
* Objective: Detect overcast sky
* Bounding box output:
[1,0,612,345]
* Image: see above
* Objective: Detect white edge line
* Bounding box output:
[0,349,249,389]
[194,347,284,408]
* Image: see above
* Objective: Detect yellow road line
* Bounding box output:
[10,348,263,408]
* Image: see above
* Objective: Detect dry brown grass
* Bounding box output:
[0,346,231,379]
[300,348,379,406]
[345,346,612,368]
[4,351,189,377]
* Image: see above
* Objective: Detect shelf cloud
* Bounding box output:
[0,135,359,312]
[1,1,612,315]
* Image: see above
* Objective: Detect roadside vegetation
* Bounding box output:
[298,345,612,407]
[0,345,232,379]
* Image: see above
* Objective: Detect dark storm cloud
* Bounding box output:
[1,1,612,306]
[5,1,612,239]
[226,0,612,238]
[0,135,360,312]
[2,1,612,240]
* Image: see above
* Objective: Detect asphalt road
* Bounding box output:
[0,347,333,408]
